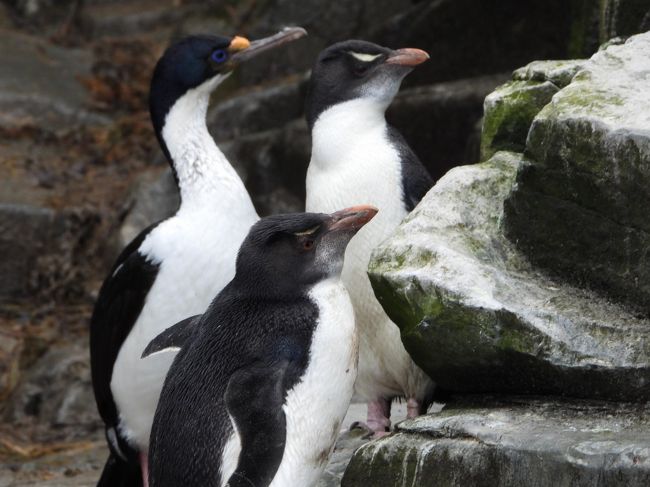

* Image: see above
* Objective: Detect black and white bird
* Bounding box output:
[90,28,306,487]
[144,205,377,487]
[304,40,435,435]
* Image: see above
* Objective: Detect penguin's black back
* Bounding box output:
[387,125,434,212]
[149,281,318,487]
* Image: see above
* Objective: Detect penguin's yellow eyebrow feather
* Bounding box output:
[348,52,382,62]
[294,225,320,236]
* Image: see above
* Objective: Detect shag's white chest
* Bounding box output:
[110,75,260,450]
[111,204,256,449]
[271,278,357,487]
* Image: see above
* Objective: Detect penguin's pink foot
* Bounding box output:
[140,451,149,487]
[406,397,422,419]
[365,397,391,436]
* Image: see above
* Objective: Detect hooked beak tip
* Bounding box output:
[385,47,429,67]
[327,205,378,233]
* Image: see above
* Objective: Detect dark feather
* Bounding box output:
[387,125,434,212]
[149,283,317,487]
[142,315,201,358]
[90,222,160,458]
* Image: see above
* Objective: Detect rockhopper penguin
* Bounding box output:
[145,205,377,487]
[89,27,306,487]
[304,40,435,434]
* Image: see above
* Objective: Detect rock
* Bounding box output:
[4,340,100,431]
[504,32,650,313]
[82,0,209,40]
[342,396,650,487]
[118,168,179,248]
[600,0,650,42]
[513,59,586,88]
[208,76,308,142]
[222,119,311,216]
[0,204,99,302]
[0,433,105,487]
[368,151,650,400]
[317,428,370,487]
[372,0,586,87]
[480,80,558,161]
[0,29,107,135]
[0,331,23,403]
[387,73,509,180]
[236,0,411,87]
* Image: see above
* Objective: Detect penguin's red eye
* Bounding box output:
[303,239,314,251]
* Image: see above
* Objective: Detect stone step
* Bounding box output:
[343,396,650,487]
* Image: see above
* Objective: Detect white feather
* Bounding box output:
[306,98,432,403]
[111,76,259,450]
[349,52,382,62]
[220,415,242,487]
[270,278,357,487]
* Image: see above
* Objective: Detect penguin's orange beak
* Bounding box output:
[385,48,429,67]
[326,205,378,233]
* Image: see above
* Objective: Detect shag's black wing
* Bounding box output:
[90,222,161,451]
[387,125,433,212]
[141,314,201,358]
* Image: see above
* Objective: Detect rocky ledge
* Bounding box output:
[343,396,650,487]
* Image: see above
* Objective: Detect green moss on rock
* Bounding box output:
[505,32,650,313]
[368,151,650,400]
[480,80,558,161]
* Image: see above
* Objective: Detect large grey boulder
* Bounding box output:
[504,32,650,313]
[342,396,650,487]
[368,152,650,400]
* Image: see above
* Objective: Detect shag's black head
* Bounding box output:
[149,28,307,163]
[150,35,238,138]
[305,39,429,129]
[235,206,377,297]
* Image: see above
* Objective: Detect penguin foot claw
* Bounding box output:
[349,421,390,439]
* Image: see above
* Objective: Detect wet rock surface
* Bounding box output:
[342,396,650,487]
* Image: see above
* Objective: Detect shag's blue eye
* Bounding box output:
[211,49,227,63]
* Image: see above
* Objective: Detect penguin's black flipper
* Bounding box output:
[387,125,433,212]
[141,315,201,359]
[97,452,142,487]
[224,359,298,487]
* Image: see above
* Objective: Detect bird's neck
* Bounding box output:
[310,98,389,168]
[157,84,253,214]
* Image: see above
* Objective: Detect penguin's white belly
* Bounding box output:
[111,212,254,450]
[306,121,426,400]
[270,279,357,487]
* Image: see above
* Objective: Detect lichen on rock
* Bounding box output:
[342,396,650,487]
[369,151,650,400]
[504,31,650,313]
[480,80,558,160]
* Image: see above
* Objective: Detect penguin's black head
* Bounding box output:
[236,205,378,297]
[150,27,307,141]
[305,40,428,129]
